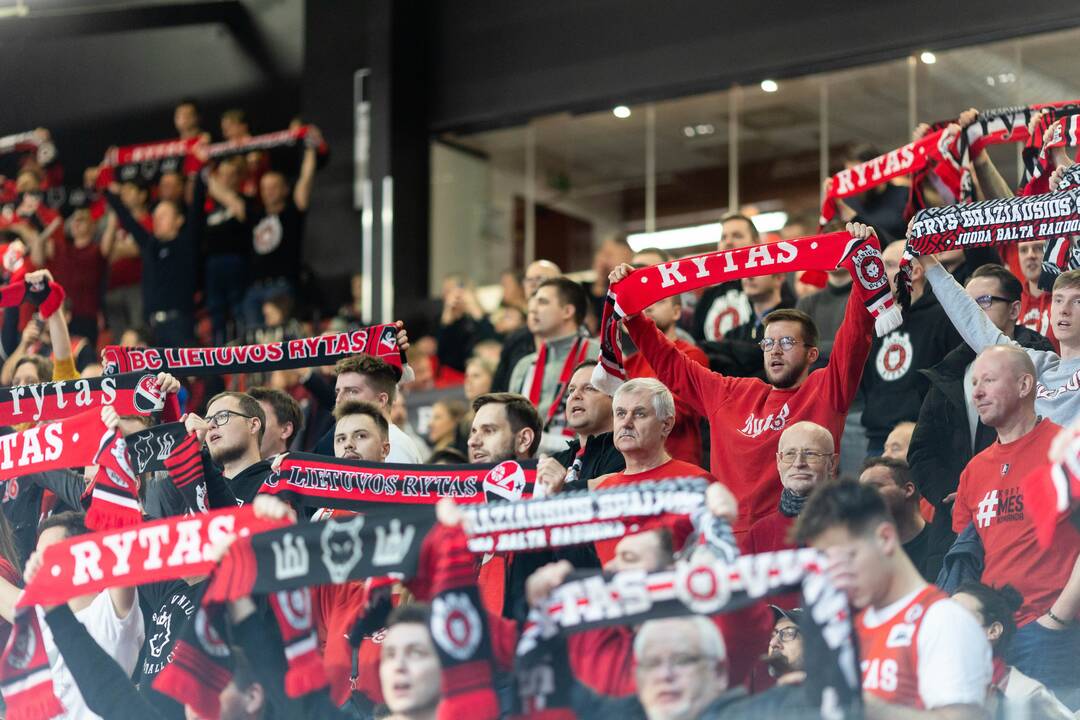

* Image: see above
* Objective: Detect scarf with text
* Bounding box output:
[463,477,706,555]
[515,548,861,718]
[0,277,64,319]
[0,371,166,426]
[0,607,63,720]
[16,507,288,607]
[1023,115,1080,195]
[899,188,1080,304]
[1039,164,1080,290]
[102,325,405,380]
[593,232,901,391]
[1022,431,1080,549]
[0,408,111,481]
[204,125,328,163]
[258,453,537,511]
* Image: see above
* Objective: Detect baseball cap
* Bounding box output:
[769,604,805,625]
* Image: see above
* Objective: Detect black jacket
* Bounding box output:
[492,326,535,393]
[552,431,626,491]
[908,325,1053,515]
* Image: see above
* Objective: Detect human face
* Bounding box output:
[256,400,288,458]
[966,276,1018,334]
[719,218,757,252]
[379,623,441,716]
[259,173,289,208]
[633,250,667,267]
[527,284,573,337]
[1051,285,1080,346]
[152,201,184,240]
[468,403,517,463]
[859,465,909,520]
[613,389,671,456]
[740,274,781,304]
[523,261,560,298]
[69,210,94,245]
[606,531,666,573]
[158,173,185,204]
[882,241,908,295]
[643,296,681,333]
[119,183,147,211]
[970,352,1027,429]
[15,171,40,194]
[335,372,385,409]
[463,361,493,401]
[766,618,803,675]
[776,425,834,495]
[761,320,816,389]
[1018,240,1045,284]
[808,524,893,610]
[174,103,199,136]
[119,329,146,348]
[565,365,612,436]
[882,423,913,461]
[334,413,389,462]
[427,402,457,445]
[205,397,259,466]
[212,680,261,720]
[215,161,242,192]
[12,361,41,386]
[636,619,726,720]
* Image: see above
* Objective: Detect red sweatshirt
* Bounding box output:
[625,339,709,466]
[625,294,871,533]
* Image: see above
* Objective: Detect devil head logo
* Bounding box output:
[320,515,365,584]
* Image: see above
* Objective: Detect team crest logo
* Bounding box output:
[380,325,398,352]
[133,374,165,413]
[1001,463,1010,477]
[675,559,730,614]
[253,214,283,255]
[320,515,365,583]
[194,609,229,658]
[275,589,313,631]
[483,460,526,501]
[851,246,888,292]
[876,332,913,381]
[431,592,482,661]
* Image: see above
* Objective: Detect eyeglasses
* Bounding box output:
[770,627,800,643]
[973,295,1014,310]
[636,653,715,675]
[777,449,833,466]
[208,410,255,428]
[759,337,806,352]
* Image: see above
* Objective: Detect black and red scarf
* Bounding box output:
[0,132,56,167]
[0,277,64,319]
[0,371,168,426]
[0,606,64,720]
[101,325,405,379]
[259,453,537,511]
[527,334,591,436]
[594,232,901,391]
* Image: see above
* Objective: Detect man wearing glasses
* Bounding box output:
[183,391,271,506]
[608,222,876,535]
[765,606,806,685]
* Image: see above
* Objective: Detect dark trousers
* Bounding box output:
[1008,620,1080,709]
[205,254,247,345]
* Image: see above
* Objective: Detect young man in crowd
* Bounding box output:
[859,457,951,582]
[796,480,992,717]
[183,391,272,506]
[909,263,1054,526]
[492,259,562,392]
[743,421,837,555]
[173,98,206,141]
[203,156,252,344]
[608,221,875,535]
[509,277,600,452]
[248,386,304,459]
[709,272,796,380]
[951,345,1080,705]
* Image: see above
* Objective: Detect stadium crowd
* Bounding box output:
[0,93,1079,720]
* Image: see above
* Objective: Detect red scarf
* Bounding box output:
[0,607,63,720]
[268,589,329,698]
[1022,430,1080,549]
[0,277,64,320]
[0,371,168,426]
[527,335,590,434]
[593,232,901,391]
[83,433,142,531]
[0,408,111,481]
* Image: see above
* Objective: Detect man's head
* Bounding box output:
[522,259,561,298]
[174,99,201,137]
[970,345,1037,429]
[966,264,1022,336]
[612,378,675,458]
[882,421,915,461]
[463,356,495,402]
[718,212,760,252]
[157,172,185,204]
[527,277,586,339]
[68,208,95,246]
[776,422,836,496]
[220,108,250,141]
[36,512,89,553]
[565,361,613,437]
[643,295,682,334]
[205,392,265,467]
[12,355,50,386]
[740,274,782,306]
[951,582,1022,658]
[334,355,398,412]
[152,199,185,240]
[215,157,245,193]
[379,605,441,717]
[605,528,674,573]
[761,309,819,389]
[259,171,289,209]
[248,387,302,459]
[632,247,670,268]
[119,180,150,211]
[15,168,42,194]
[635,616,728,720]
[333,400,390,461]
[1051,270,1080,347]
[214,648,265,720]
[468,393,541,463]
[859,457,920,526]
[883,240,921,295]
[765,607,804,678]
[593,238,634,278]
[794,480,904,610]
[1017,240,1045,286]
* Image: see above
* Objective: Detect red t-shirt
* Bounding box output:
[1020,286,1056,351]
[49,237,107,319]
[593,458,718,564]
[624,338,709,466]
[626,294,871,533]
[953,419,1080,626]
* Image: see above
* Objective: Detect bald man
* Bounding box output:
[742,421,837,555]
[493,259,563,392]
[953,345,1080,702]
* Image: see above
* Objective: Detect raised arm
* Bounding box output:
[293,127,321,212]
[921,257,1012,353]
[207,171,247,222]
[103,187,152,248]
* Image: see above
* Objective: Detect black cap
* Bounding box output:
[770,604,804,625]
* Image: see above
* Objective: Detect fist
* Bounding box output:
[394,320,410,352]
[845,221,876,241]
[526,560,574,609]
[705,483,738,523]
[536,455,569,495]
[156,372,180,395]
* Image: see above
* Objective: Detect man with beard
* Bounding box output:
[182,391,270,506]
[708,273,795,381]
[764,606,805,684]
[608,222,875,535]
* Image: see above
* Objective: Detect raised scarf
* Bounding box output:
[125,421,188,475]
[463,477,706,555]
[0,606,64,720]
[0,131,56,166]
[593,232,902,392]
[527,333,590,435]
[516,549,861,719]
[82,433,143,531]
[0,408,112,481]
[1022,430,1080,549]
[258,453,537,510]
[0,277,65,320]
[0,371,169,426]
[102,325,406,380]
[16,507,288,607]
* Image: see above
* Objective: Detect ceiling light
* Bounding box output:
[683,126,696,137]
[627,223,721,252]
[919,51,936,65]
[613,105,631,119]
[749,211,788,234]
[696,123,715,135]
[760,79,779,93]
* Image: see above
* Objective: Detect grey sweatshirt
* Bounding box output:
[926,263,1080,425]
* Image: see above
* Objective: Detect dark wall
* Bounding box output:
[426,0,1080,132]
